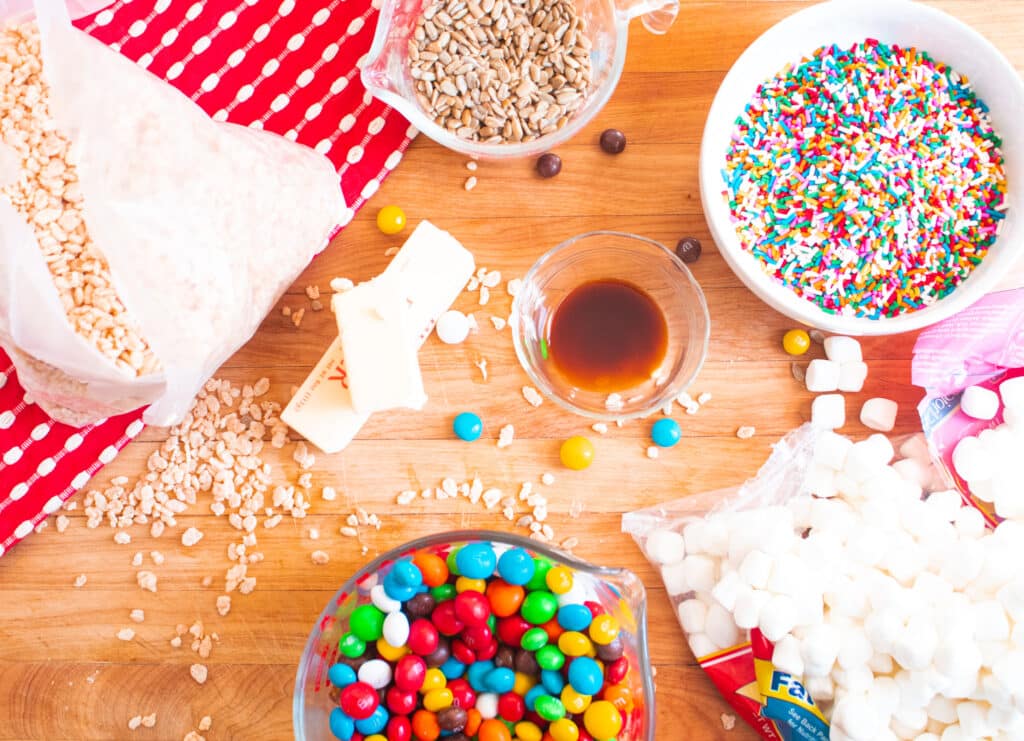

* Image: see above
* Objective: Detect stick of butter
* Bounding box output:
[281,221,475,454]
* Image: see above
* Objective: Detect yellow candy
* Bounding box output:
[376,637,410,661]
[782,328,811,356]
[545,566,574,595]
[423,687,454,712]
[514,721,543,741]
[549,718,580,741]
[558,631,593,657]
[365,736,387,741]
[560,685,592,714]
[513,671,537,696]
[584,701,623,740]
[421,668,447,693]
[560,436,595,471]
[376,205,407,235]
[589,614,620,645]
[456,576,488,594]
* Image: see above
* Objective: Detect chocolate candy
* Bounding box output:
[514,647,540,675]
[599,128,626,154]
[438,706,468,731]
[675,236,702,264]
[536,153,562,178]
[406,592,436,618]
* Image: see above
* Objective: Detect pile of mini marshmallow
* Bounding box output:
[642,422,1024,741]
[805,335,900,433]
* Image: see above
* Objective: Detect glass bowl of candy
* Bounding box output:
[294,531,655,741]
[699,0,1024,336]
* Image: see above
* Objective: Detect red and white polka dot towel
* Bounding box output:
[0,0,415,556]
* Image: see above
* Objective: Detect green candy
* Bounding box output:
[535,644,565,671]
[446,548,461,576]
[431,584,456,601]
[525,557,552,591]
[521,590,558,625]
[520,627,549,651]
[487,614,498,633]
[349,604,385,641]
[338,632,366,658]
[534,695,566,721]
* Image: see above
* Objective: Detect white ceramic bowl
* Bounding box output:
[699,0,1024,336]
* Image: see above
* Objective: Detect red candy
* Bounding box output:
[447,679,476,709]
[584,601,604,618]
[475,639,498,661]
[395,655,427,691]
[386,715,412,741]
[461,625,493,651]
[452,639,476,665]
[496,616,531,646]
[578,729,595,741]
[339,682,379,720]
[606,656,629,685]
[386,686,418,715]
[498,692,525,722]
[408,619,440,656]
[432,600,465,636]
[454,590,491,626]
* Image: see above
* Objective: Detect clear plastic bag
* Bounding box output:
[0,0,346,427]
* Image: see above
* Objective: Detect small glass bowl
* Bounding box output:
[511,231,710,420]
[293,531,655,741]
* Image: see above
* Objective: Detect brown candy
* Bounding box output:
[536,153,562,178]
[438,706,468,732]
[599,128,626,154]
[675,237,702,264]
[596,636,625,662]
[405,592,436,618]
[494,646,516,669]
[514,648,540,675]
[425,638,451,667]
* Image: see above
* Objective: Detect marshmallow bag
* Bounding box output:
[0,0,346,428]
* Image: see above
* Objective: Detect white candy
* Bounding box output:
[475,692,499,719]
[705,602,741,648]
[806,358,842,392]
[358,658,393,689]
[861,398,899,432]
[738,549,773,589]
[772,635,805,676]
[644,529,686,565]
[661,561,689,596]
[688,632,716,658]
[435,309,471,344]
[711,570,743,611]
[677,598,708,634]
[999,376,1024,411]
[371,583,402,613]
[961,385,1000,420]
[681,555,717,593]
[812,393,846,429]
[839,361,869,392]
[825,335,863,363]
[382,610,410,647]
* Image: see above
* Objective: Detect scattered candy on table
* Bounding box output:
[782,328,810,356]
[559,436,595,471]
[805,358,841,393]
[650,418,681,448]
[859,396,898,432]
[810,393,845,430]
[599,129,627,154]
[674,237,702,264]
[436,310,472,345]
[377,205,408,235]
[536,153,562,178]
[723,40,1007,319]
[324,540,640,741]
[453,412,484,442]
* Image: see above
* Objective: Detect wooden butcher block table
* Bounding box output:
[3,2,1023,739]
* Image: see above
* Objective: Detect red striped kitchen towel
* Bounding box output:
[0,0,415,557]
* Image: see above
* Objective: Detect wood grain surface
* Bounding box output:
[3,2,1024,740]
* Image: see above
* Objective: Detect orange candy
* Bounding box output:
[478,718,513,741]
[413,552,449,587]
[411,710,441,741]
[464,708,483,737]
[541,617,565,642]
[486,579,526,617]
[603,683,634,712]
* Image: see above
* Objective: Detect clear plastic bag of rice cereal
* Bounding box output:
[0,0,346,427]
[622,424,952,741]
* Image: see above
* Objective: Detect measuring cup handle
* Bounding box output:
[616,0,678,35]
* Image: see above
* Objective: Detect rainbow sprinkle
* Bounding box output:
[723,40,1008,319]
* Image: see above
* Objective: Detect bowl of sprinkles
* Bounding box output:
[699,0,1024,335]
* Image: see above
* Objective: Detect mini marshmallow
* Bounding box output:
[759,594,798,642]
[738,549,773,590]
[766,553,804,597]
[732,588,770,630]
[954,506,987,539]
[801,623,840,676]
[833,691,886,741]
[711,570,744,611]
[661,561,689,596]
[999,376,1024,411]
[972,600,1011,642]
[868,652,894,675]
[952,436,994,483]
[644,529,686,565]
[893,616,938,671]
[925,490,964,523]
[705,602,741,649]
[892,708,928,735]
[804,464,838,498]
[825,335,863,364]
[934,637,983,686]
[992,650,1024,694]
[961,385,1000,421]
[832,664,874,694]
[681,519,710,555]
[687,632,716,658]
[940,538,986,589]
[892,457,933,490]
[997,578,1024,622]
[815,430,855,470]
[805,675,835,703]
[844,434,895,482]
[957,701,994,738]
[677,598,708,634]
[837,630,874,670]
[926,695,958,724]
[772,634,805,676]
[839,361,869,392]
[861,398,899,432]
[681,555,717,594]
[806,358,842,392]
[812,393,846,429]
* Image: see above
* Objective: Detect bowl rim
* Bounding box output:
[510,230,711,421]
[293,529,656,740]
[698,0,1024,336]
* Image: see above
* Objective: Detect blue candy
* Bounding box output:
[568,656,604,696]
[541,669,565,695]
[524,684,547,711]
[497,547,535,586]
[467,659,496,692]
[329,708,355,740]
[328,663,357,688]
[485,667,516,694]
[453,412,483,442]
[382,571,416,602]
[354,706,389,736]
[392,559,424,588]
[557,604,593,632]
[440,656,467,679]
[456,542,497,580]
[651,418,682,448]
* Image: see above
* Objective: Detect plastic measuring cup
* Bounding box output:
[360,0,679,158]
[293,530,656,740]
